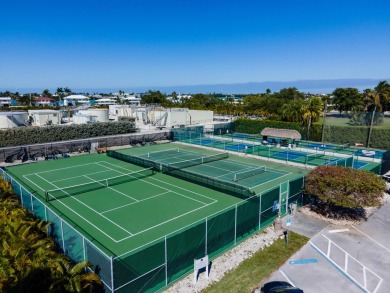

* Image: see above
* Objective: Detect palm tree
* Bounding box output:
[303,97,323,139]
[42,89,51,97]
[64,87,72,96]
[50,259,102,292]
[374,80,390,112]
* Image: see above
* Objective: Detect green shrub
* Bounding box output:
[231,118,322,141]
[0,122,137,147]
[304,166,386,220]
[323,125,390,149]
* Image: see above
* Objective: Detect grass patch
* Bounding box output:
[201,232,309,293]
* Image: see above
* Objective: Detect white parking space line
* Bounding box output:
[352,226,390,254]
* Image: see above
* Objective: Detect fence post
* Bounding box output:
[165,236,168,286]
[258,194,262,230]
[205,218,208,255]
[110,256,115,293]
[234,204,237,244]
[60,219,65,251]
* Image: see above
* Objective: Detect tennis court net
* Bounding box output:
[45,168,154,201]
[165,153,229,171]
[233,166,266,182]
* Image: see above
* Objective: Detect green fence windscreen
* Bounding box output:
[260,187,280,229]
[207,209,235,258]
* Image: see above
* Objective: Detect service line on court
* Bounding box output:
[116,202,216,242]
[23,173,121,242]
[83,175,139,202]
[35,173,134,237]
[51,169,114,184]
[99,161,218,204]
[250,172,292,189]
[101,191,171,214]
[23,161,106,176]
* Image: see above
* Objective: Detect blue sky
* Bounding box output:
[0,0,389,92]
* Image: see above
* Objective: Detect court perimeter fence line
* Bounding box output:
[0,131,171,163]
[172,131,384,174]
[0,166,305,293]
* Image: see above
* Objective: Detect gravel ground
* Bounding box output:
[164,227,284,293]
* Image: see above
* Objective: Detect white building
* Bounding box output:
[120,95,141,105]
[28,110,61,126]
[0,112,28,128]
[73,113,97,124]
[78,109,109,122]
[0,97,12,107]
[95,98,116,106]
[64,95,90,106]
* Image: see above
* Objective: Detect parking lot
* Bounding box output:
[264,198,390,293]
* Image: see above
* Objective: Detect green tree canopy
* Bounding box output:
[332,88,363,113]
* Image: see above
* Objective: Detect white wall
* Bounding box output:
[79,109,109,122]
[28,111,61,126]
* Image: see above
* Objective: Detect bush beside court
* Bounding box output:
[303,166,386,220]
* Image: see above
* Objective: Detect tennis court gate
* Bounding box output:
[0,167,304,293]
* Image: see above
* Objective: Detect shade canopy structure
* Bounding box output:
[261,127,302,140]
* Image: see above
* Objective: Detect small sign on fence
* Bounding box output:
[194,255,209,284]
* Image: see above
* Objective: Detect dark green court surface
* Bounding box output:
[5,143,308,292]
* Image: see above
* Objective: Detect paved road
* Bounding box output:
[262,200,390,293]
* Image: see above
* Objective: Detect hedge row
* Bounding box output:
[323,125,390,149]
[0,122,137,147]
[231,119,389,149]
[231,119,322,141]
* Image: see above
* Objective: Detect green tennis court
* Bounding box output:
[7,153,245,254]
[4,143,308,292]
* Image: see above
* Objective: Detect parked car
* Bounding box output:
[260,281,303,293]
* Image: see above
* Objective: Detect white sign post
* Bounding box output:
[194,255,209,284]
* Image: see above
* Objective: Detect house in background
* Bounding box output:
[0,97,17,107]
[63,95,90,106]
[34,97,57,107]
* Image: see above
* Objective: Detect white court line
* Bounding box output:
[117,202,216,242]
[99,161,217,203]
[24,173,120,242]
[35,173,134,237]
[250,172,291,189]
[250,173,291,188]
[23,174,46,191]
[52,169,115,184]
[83,175,139,202]
[223,159,290,175]
[23,162,104,176]
[194,163,240,174]
[101,191,171,214]
[352,226,390,254]
[97,162,210,205]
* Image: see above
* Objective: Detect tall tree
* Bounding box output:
[374,80,390,112]
[64,87,72,96]
[332,88,363,113]
[42,89,51,97]
[303,97,323,139]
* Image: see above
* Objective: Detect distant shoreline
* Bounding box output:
[2,78,389,95]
